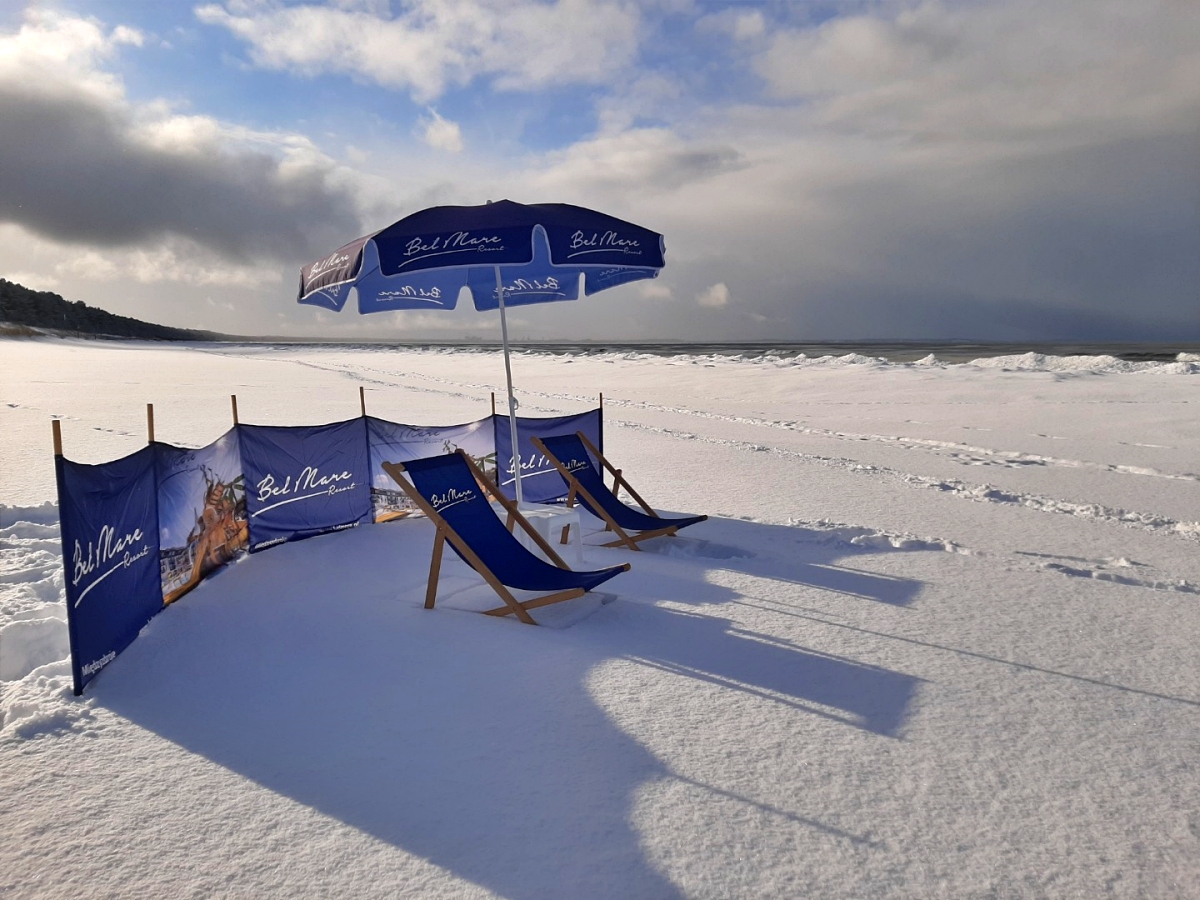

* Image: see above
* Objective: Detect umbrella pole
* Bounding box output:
[495,265,524,506]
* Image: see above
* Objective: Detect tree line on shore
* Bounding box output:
[0,279,222,341]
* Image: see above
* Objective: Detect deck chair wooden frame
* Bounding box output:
[381,450,627,624]
[531,432,700,552]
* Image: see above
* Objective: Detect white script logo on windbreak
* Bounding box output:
[71,524,153,608]
[501,452,556,487]
[430,486,476,513]
[253,465,359,516]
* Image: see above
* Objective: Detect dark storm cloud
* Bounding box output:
[0,85,363,264]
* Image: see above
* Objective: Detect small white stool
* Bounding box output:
[494,501,585,565]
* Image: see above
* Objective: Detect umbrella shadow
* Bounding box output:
[98,515,924,899]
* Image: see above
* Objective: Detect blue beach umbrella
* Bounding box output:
[298,200,666,504]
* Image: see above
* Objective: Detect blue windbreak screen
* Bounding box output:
[57,445,162,694]
[367,416,495,522]
[240,419,372,551]
[156,429,247,603]
[493,409,602,504]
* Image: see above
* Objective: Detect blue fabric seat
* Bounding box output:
[534,432,707,551]
[382,451,628,623]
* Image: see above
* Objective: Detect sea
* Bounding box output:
[271,341,1200,364]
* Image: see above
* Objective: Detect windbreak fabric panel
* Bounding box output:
[402,454,624,593]
[156,428,247,604]
[56,445,162,694]
[367,416,495,522]
[240,419,372,551]
[493,409,603,504]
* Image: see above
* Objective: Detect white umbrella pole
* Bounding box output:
[495,265,524,507]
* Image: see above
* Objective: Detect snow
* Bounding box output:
[2,337,1199,898]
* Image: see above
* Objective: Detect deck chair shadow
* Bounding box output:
[532,432,707,552]
[382,450,629,625]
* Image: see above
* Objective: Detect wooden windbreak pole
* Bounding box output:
[146,403,155,443]
[231,394,239,425]
[599,392,603,408]
[52,419,63,457]
[491,392,496,416]
[359,385,367,417]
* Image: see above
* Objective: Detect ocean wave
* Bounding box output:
[500,347,1200,375]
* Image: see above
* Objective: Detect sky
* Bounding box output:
[0,0,1197,343]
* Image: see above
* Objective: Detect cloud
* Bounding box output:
[733,12,766,42]
[696,283,729,308]
[757,0,1200,147]
[55,240,281,289]
[420,109,464,154]
[4,270,59,290]
[0,9,366,269]
[639,281,673,301]
[195,0,642,103]
[527,127,741,200]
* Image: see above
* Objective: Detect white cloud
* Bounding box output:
[0,10,126,104]
[3,270,59,290]
[696,283,729,308]
[527,127,740,201]
[196,0,642,102]
[757,0,1200,146]
[54,242,280,289]
[594,72,683,135]
[109,25,144,47]
[733,12,766,41]
[639,281,673,301]
[420,108,464,154]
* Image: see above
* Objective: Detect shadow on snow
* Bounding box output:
[99,514,924,900]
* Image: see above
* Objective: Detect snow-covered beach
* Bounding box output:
[2,338,1199,898]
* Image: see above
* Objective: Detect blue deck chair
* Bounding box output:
[533,432,707,551]
[381,450,629,624]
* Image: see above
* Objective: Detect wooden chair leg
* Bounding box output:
[560,486,577,544]
[426,529,446,609]
[483,587,586,617]
[599,525,677,549]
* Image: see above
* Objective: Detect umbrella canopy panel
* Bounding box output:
[298,200,665,314]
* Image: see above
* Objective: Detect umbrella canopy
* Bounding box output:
[297,200,666,504]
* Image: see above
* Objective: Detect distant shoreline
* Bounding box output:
[184,338,1200,363]
[6,329,1196,364]
[8,317,1198,365]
